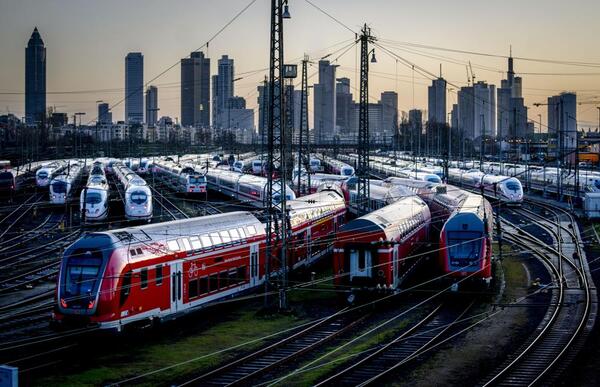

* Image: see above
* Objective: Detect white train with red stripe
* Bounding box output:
[333,195,431,292]
[53,187,346,331]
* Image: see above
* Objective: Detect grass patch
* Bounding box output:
[34,301,311,387]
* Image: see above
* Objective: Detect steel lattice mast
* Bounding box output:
[265,0,290,309]
[297,55,311,194]
[356,24,375,216]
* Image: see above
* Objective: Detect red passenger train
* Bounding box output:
[53,187,346,331]
[333,196,431,292]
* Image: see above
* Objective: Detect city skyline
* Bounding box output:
[2,0,600,130]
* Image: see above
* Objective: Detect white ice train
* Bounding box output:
[36,160,67,187]
[80,162,110,222]
[114,163,153,221]
[309,158,323,172]
[49,161,84,204]
[153,159,208,194]
[448,168,523,205]
[206,168,296,207]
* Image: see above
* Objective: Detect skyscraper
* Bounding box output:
[125,52,144,124]
[257,80,270,142]
[25,27,46,125]
[145,86,158,125]
[427,77,446,124]
[548,92,577,156]
[313,60,337,142]
[380,91,398,140]
[98,103,112,124]
[181,51,210,128]
[458,82,496,140]
[212,55,234,129]
[336,78,353,138]
[497,55,528,140]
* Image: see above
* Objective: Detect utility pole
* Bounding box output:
[265,0,290,310]
[356,24,376,216]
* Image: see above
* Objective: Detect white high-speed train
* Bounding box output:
[36,160,67,187]
[49,161,84,204]
[114,163,153,221]
[205,168,295,207]
[81,162,110,222]
[153,159,207,194]
[448,168,523,205]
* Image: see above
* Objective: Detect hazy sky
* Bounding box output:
[2,0,600,130]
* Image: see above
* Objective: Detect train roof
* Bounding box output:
[85,211,264,248]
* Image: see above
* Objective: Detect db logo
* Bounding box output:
[189,263,199,278]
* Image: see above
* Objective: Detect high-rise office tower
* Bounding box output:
[335,78,353,138]
[427,77,446,124]
[313,60,337,142]
[98,103,112,124]
[212,55,234,129]
[380,91,398,140]
[257,81,271,142]
[458,82,496,140]
[181,51,210,127]
[125,52,144,124]
[548,92,577,154]
[497,55,528,140]
[145,86,158,125]
[25,27,46,125]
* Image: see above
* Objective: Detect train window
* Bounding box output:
[358,252,366,271]
[120,271,132,307]
[190,236,202,250]
[155,265,163,285]
[167,240,179,251]
[199,276,209,294]
[209,274,218,291]
[200,235,212,248]
[189,279,199,298]
[247,226,257,235]
[141,268,148,289]
[218,271,228,288]
[219,231,231,243]
[237,228,246,238]
[210,233,222,245]
[229,229,240,241]
[180,238,192,251]
[228,269,238,285]
[237,266,246,283]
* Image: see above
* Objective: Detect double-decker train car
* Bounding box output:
[114,163,153,221]
[53,187,346,331]
[36,160,67,187]
[81,163,110,222]
[0,161,45,194]
[49,161,84,204]
[333,195,431,292]
[206,168,296,207]
[438,192,494,286]
[153,159,207,194]
[323,158,355,177]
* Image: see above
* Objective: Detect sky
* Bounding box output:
[2,0,600,131]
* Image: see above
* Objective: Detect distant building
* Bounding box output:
[125,52,144,124]
[50,113,68,127]
[458,81,496,140]
[548,92,577,154]
[380,91,398,141]
[145,86,158,125]
[497,55,528,140]
[408,109,423,152]
[313,60,337,142]
[98,103,112,125]
[228,96,246,109]
[181,51,210,127]
[257,80,270,143]
[25,27,46,125]
[427,77,446,124]
[212,55,234,129]
[336,78,353,135]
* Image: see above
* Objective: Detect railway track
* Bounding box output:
[315,302,474,386]
[481,201,595,386]
[179,308,366,386]
[149,185,189,220]
[0,192,45,240]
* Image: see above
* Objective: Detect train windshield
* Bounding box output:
[505,181,520,191]
[85,192,102,204]
[63,250,103,303]
[0,172,12,187]
[130,191,147,205]
[38,171,48,179]
[51,181,68,193]
[189,176,204,184]
[342,168,353,176]
[447,231,481,261]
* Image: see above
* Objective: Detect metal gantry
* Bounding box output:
[356,24,376,216]
[265,0,290,309]
[297,55,311,195]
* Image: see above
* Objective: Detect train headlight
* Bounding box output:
[60,298,68,308]
[87,300,95,309]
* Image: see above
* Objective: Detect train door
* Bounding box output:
[250,243,259,286]
[349,249,372,279]
[306,228,312,259]
[392,245,400,289]
[170,262,184,313]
